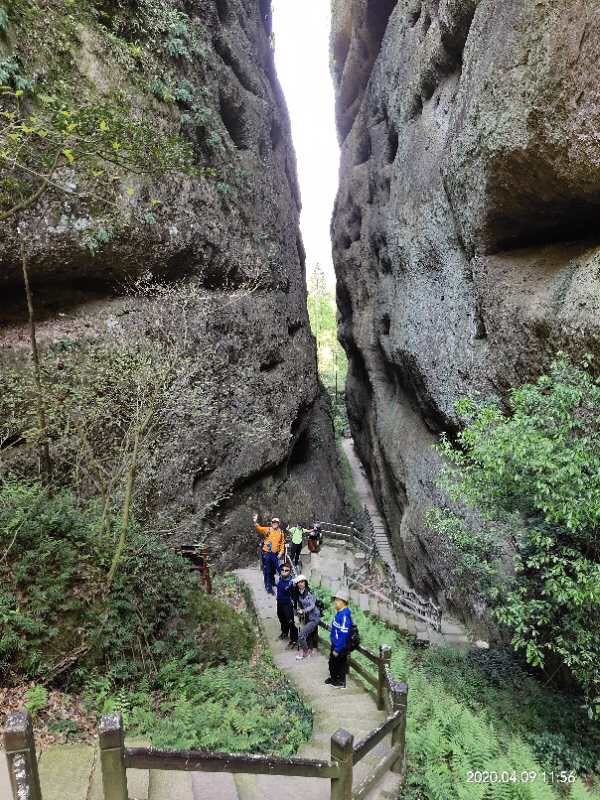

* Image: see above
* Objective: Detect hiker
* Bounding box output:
[307,524,322,554]
[287,522,307,567]
[253,513,285,595]
[276,561,298,645]
[325,587,353,688]
[293,574,321,660]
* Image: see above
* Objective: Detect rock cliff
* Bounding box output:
[331,0,600,616]
[0,0,344,563]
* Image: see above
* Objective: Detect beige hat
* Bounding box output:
[271,517,281,523]
[331,587,350,603]
[294,574,308,584]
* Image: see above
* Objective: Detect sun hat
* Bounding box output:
[294,574,307,584]
[331,587,350,603]
[271,517,281,523]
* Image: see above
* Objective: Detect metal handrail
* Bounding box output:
[344,506,443,631]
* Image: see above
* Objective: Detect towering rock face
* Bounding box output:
[331,0,600,614]
[0,0,344,562]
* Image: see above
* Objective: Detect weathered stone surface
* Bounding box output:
[331,0,600,620]
[0,0,345,561]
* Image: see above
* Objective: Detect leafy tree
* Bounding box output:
[430,357,600,716]
[307,263,348,436]
[0,86,197,224]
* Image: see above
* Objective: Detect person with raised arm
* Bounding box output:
[253,512,285,595]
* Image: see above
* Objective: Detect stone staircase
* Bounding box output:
[2,559,403,800]
[231,566,403,800]
[308,544,470,649]
[339,438,471,648]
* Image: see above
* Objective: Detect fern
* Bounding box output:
[570,780,600,800]
[318,581,599,800]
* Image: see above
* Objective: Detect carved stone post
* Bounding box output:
[3,710,43,800]
[391,681,409,775]
[99,714,128,800]
[377,644,391,711]
[330,728,354,800]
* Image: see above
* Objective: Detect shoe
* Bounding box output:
[288,641,298,649]
[278,633,288,640]
[332,682,346,689]
[324,678,334,685]
[296,651,309,660]
[267,589,275,595]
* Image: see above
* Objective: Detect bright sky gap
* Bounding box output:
[272,0,340,287]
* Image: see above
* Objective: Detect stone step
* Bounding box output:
[444,633,471,649]
[191,771,239,800]
[233,773,264,800]
[440,619,466,636]
[38,744,96,800]
[149,770,194,800]
[362,767,404,800]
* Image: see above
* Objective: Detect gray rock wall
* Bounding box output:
[0,0,345,564]
[331,0,600,616]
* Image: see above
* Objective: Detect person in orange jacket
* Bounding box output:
[253,513,285,595]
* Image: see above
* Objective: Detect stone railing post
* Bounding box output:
[99,714,128,800]
[377,644,391,712]
[330,728,354,800]
[3,710,43,800]
[391,681,408,775]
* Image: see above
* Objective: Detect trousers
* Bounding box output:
[298,618,319,651]
[261,551,278,593]
[329,648,348,685]
[277,601,298,642]
[290,542,302,566]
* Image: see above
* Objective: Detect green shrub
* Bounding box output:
[141,656,312,754]
[429,357,600,714]
[174,79,193,105]
[0,480,254,686]
[24,685,49,716]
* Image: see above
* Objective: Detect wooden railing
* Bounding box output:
[315,520,375,557]
[94,640,407,800]
[318,512,443,632]
[3,711,43,800]
[2,642,408,800]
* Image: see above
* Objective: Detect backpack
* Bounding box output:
[349,623,360,652]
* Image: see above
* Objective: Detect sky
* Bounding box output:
[271,0,339,287]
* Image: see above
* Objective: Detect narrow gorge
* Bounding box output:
[331,0,600,620]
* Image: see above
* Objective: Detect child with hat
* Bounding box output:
[326,587,352,688]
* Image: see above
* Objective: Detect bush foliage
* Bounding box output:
[429,358,600,715]
[0,480,255,686]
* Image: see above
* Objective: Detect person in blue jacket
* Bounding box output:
[325,587,352,687]
[275,562,297,645]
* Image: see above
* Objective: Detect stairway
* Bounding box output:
[340,438,470,647]
[3,560,402,800]
[232,565,403,800]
